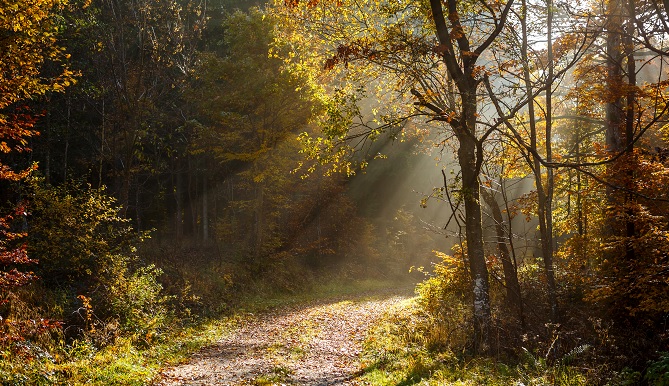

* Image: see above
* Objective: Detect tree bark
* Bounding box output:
[624,0,636,261]
[606,0,625,154]
[175,163,184,242]
[520,0,557,323]
[481,188,523,319]
[605,0,631,259]
[203,174,209,242]
[427,0,514,354]
[544,0,558,323]
[459,132,491,353]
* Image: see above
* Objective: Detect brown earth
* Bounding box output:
[155,292,410,385]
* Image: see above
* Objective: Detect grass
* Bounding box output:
[358,297,591,386]
[0,278,407,385]
[0,315,241,385]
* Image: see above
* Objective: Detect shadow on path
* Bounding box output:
[156,285,414,385]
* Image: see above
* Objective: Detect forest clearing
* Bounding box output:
[2,0,669,384]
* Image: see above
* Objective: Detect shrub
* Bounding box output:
[414,248,471,351]
[26,178,141,289]
[107,264,170,343]
[24,178,166,345]
[646,352,669,386]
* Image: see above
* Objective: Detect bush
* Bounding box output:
[646,353,669,386]
[107,264,170,343]
[26,178,141,289]
[414,248,471,351]
[23,178,166,345]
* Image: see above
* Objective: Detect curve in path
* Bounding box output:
[156,294,408,385]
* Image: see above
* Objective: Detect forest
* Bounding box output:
[1,0,669,384]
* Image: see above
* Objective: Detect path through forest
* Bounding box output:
[156,290,410,385]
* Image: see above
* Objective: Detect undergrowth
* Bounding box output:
[359,297,591,386]
[0,278,402,385]
[357,248,669,386]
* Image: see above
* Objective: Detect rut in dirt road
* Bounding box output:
[156,294,409,385]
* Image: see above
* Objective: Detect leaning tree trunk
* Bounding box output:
[481,188,523,320]
[458,117,491,354]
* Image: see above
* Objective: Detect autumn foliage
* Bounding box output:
[0,0,75,350]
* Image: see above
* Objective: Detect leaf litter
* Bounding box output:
[156,292,409,385]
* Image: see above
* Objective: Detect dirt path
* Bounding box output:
[156,293,409,385]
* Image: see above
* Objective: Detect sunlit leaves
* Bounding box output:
[0,0,75,105]
[189,9,316,166]
[0,0,76,342]
[0,0,75,180]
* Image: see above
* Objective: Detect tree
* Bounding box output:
[423,0,516,351]
[87,0,204,220]
[186,8,317,249]
[275,0,520,352]
[0,0,75,180]
[0,0,75,342]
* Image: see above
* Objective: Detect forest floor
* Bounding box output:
[155,287,412,386]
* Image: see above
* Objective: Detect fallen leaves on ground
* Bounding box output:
[155,293,409,385]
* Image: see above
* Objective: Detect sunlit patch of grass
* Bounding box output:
[243,278,413,311]
[41,316,240,385]
[0,312,243,385]
[359,298,591,386]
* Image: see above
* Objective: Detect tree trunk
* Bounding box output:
[606,0,625,154]
[458,127,491,354]
[254,178,264,259]
[428,0,499,353]
[605,0,632,258]
[63,94,71,182]
[544,0,558,323]
[481,188,523,320]
[624,0,636,260]
[203,175,209,242]
[520,0,558,323]
[175,164,184,242]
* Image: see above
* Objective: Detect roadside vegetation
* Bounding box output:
[1,271,403,385]
[360,253,668,386]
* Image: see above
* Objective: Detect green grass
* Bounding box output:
[358,297,591,386]
[0,278,407,385]
[0,316,241,385]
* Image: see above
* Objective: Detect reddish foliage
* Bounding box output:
[0,318,63,348]
[0,205,37,306]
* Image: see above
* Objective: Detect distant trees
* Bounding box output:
[14,0,384,285]
[187,9,316,255]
